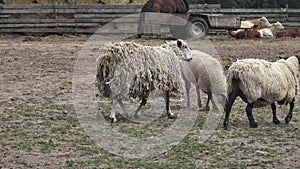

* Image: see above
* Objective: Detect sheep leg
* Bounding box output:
[185,80,191,107]
[110,98,129,123]
[285,100,295,124]
[223,92,237,130]
[164,92,174,118]
[110,99,118,123]
[196,85,202,108]
[117,99,129,118]
[246,103,258,128]
[134,98,147,119]
[205,93,210,111]
[271,103,280,124]
[208,92,219,111]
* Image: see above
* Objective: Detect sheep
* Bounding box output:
[181,50,227,111]
[259,21,284,37]
[223,56,299,129]
[96,39,192,123]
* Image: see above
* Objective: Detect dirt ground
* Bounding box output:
[0,34,300,168]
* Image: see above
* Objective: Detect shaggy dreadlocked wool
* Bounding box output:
[96,41,185,100]
[227,56,299,105]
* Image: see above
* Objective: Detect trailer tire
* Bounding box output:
[186,17,209,39]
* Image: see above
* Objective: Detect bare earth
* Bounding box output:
[0,34,300,168]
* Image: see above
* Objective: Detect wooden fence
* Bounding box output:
[0,4,299,34]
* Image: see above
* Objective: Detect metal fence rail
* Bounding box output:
[0,4,299,34]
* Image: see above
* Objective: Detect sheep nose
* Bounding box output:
[187,58,192,61]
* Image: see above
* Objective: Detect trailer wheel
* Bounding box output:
[186,17,209,39]
[169,25,188,39]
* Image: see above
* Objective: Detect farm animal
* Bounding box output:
[228,16,271,38]
[276,28,300,38]
[96,40,192,123]
[181,50,227,111]
[141,0,189,13]
[241,16,271,29]
[223,56,299,129]
[236,25,261,39]
[259,21,284,37]
[137,0,189,37]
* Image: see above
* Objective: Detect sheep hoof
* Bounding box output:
[168,113,175,119]
[110,117,117,123]
[273,119,281,124]
[285,116,292,124]
[223,124,229,130]
[250,123,258,128]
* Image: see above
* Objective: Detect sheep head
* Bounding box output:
[164,39,192,61]
[176,39,192,61]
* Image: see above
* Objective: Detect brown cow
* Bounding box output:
[236,25,261,39]
[276,28,300,38]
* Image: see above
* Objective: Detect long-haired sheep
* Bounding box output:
[223,56,299,129]
[182,50,227,111]
[96,40,192,123]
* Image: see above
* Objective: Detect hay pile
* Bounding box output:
[96,41,184,100]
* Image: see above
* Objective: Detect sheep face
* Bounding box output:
[177,39,192,61]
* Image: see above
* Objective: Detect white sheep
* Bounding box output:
[259,21,284,37]
[224,56,299,129]
[96,40,192,123]
[182,50,227,111]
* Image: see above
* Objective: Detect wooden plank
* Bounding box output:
[1,4,219,9]
[288,9,300,13]
[220,8,288,13]
[0,23,100,28]
[0,18,140,24]
[74,13,127,19]
[237,14,287,18]
[0,14,11,18]
[0,27,97,33]
[1,4,143,9]
[0,19,76,24]
[1,8,141,14]
[285,22,300,27]
[0,27,138,34]
[288,17,300,22]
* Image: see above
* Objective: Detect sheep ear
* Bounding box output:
[279,56,288,60]
[296,55,300,63]
[177,40,183,47]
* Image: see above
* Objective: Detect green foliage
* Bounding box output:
[187,0,300,8]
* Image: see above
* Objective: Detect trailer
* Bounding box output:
[139,12,241,39]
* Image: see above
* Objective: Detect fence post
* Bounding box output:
[286,4,289,22]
